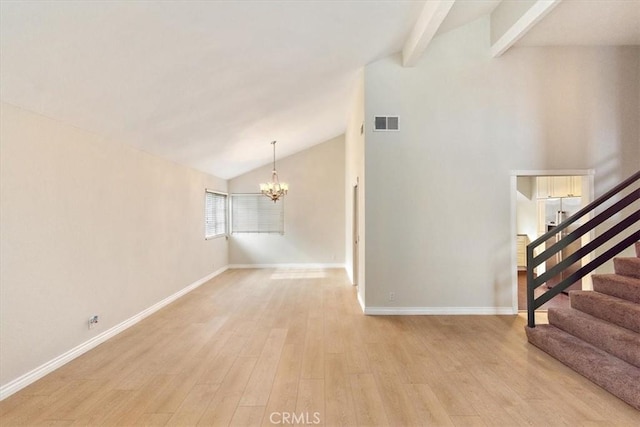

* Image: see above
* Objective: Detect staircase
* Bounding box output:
[526,242,640,410]
[524,171,640,410]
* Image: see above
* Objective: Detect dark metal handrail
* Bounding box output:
[527,170,640,327]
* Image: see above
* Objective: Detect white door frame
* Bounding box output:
[352,183,359,287]
[510,169,595,313]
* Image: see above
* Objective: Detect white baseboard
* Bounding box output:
[228,263,345,269]
[357,291,365,313]
[345,266,354,284]
[364,306,516,315]
[0,266,228,401]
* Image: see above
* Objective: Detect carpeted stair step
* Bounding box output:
[548,307,640,368]
[614,257,640,279]
[592,274,640,304]
[526,325,640,410]
[570,291,640,333]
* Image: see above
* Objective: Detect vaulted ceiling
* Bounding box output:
[2,1,639,179]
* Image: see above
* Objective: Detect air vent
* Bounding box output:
[373,116,399,131]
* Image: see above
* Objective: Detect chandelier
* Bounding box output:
[260,140,288,202]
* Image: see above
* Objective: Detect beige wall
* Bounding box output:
[363,17,640,310]
[228,136,345,266]
[0,103,228,387]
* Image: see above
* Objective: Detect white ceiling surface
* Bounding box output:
[516,0,640,46]
[2,1,640,179]
[437,0,502,35]
[0,0,424,179]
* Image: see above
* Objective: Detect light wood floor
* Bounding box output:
[1,268,639,426]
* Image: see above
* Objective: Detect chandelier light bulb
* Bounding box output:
[260,141,288,202]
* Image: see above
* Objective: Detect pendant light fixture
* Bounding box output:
[259,140,288,202]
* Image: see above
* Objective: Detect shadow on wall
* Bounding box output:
[531,48,638,179]
[593,153,626,199]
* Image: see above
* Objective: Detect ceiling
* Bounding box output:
[1,1,639,179]
[516,0,640,46]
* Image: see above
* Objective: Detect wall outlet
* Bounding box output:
[388,292,395,302]
[88,315,99,330]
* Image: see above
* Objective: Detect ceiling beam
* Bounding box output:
[402,0,456,67]
[490,0,562,57]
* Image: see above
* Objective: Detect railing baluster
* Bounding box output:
[526,170,640,328]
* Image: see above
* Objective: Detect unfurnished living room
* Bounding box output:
[1,0,640,425]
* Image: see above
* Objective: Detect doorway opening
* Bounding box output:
[511,170,594,312]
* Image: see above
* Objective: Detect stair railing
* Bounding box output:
[527,170,640,327]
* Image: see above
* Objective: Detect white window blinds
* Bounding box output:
[231,194,284,234]
[205,191,227,238]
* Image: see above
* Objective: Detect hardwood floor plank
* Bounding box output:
[445,371,524,426]
[240,325,273,358]
[364,342,423,425]
[416,365,480,417]
[229,406,265,427]
[371,371,421,426]
[11,379,94,425]
[324,353,357,426]
[100,375,176,426]
[219,356,259,395]
[166,383,219,426]
[404,383,454,426]
[344,343,371,375]
[323,289,346,355]
[263,344,303,426]
[143,363,208,414]
[69,389,134,425]
[133,412,173,426]
[450,414,488,427]
[349,373,389,427]
[197,391,243,427]
[284,310,308,346]
[198,357,258,426]
[300,316,325,380]
[0,394,55,425]
[295,379,325,427]
[198,325,254,385]
[564,380,640,424]
[239,328,288,406]
[503,399,583,427]
[1,268,639,426]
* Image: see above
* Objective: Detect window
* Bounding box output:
[231,194,284,234]
[205,190,227,239]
